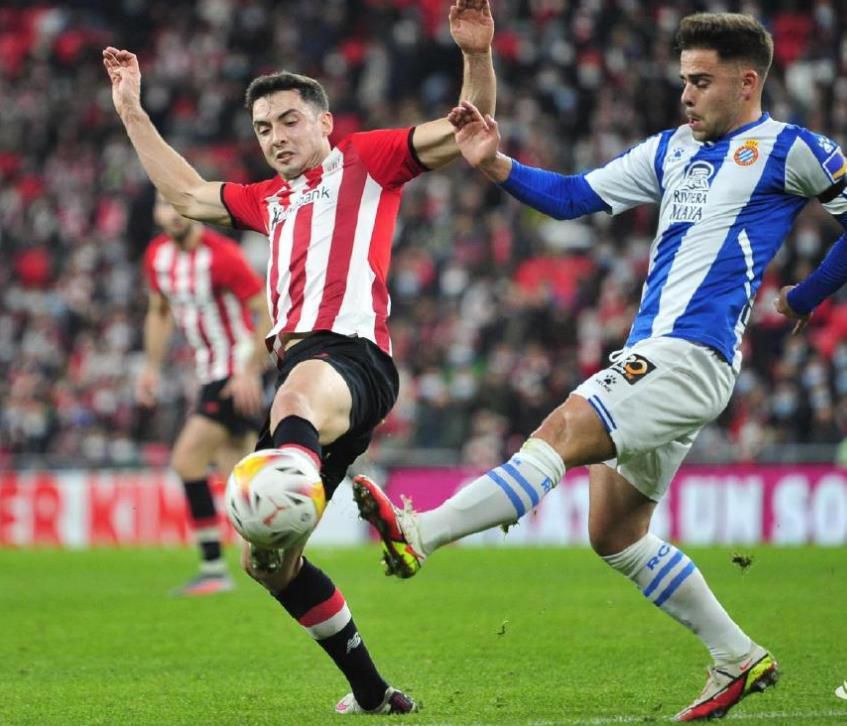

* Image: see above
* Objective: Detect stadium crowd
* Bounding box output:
[2,0,846,468]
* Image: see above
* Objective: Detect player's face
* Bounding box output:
[251,90,333,180]
[679,49,757,142]
[153,196,192,240]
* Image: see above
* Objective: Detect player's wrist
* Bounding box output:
[481,152,511,183]
[119,102,147,124]
[462,48,493,59]
[242,356,266,375]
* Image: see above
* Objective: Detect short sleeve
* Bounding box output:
[785,129,847,199]
[584,134,665,215]
[210,239,264,302]
[347,128,426,189]
[221,182,269,234]
[143,242,162,294]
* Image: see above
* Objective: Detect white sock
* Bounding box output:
[417,438,565,554]
[603,533,752,663]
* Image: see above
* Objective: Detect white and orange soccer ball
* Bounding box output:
[225,449,326,550]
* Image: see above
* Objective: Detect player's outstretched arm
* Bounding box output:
[411,0,495,170]
[102,47,230,226]
[448,100,611,221]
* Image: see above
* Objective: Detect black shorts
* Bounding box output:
[255,332,399,499]
[195,378,263,438]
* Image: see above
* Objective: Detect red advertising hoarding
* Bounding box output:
[1,465,845,547]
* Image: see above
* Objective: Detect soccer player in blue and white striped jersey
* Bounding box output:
[353,12,847,722]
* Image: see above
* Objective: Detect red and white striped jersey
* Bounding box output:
[143,228,263,383]
[221,127,426,364]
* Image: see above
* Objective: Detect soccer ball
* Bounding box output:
[225,449,326,550]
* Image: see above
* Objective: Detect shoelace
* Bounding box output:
[608,348,628,364]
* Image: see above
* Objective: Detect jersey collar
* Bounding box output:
[703,112,770,145]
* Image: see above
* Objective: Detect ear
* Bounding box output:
[740,68,760,101]
[320,111,334,138]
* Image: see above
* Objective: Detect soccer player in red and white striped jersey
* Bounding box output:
[105,0,495,714]
[139,195,271,596]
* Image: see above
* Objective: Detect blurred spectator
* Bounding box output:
[2,0,846,467]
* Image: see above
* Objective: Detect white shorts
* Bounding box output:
[573,336,735,501]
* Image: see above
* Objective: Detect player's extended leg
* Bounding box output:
[589,464,778,721]
[170,414,235,596]
[353,394,606,577]
[244,358,415,714]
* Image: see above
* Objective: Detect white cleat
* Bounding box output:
[335,686,418,715]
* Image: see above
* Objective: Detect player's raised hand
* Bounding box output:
[774,284,810,334]
[449,0,494,55]
[135,366,159,407]
[102,47,142,117]
[448,99,501,169]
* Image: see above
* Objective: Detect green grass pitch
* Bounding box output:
[1,545,846,725]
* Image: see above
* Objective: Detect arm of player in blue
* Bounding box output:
[499,160,611,220]
[787,213,847,314]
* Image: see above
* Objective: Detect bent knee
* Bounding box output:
[270,389,314,425]
[588,521,650,558]
[588,527,620,558]
[533,396,615,467]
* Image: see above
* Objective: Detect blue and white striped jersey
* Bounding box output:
[584,113,847,370]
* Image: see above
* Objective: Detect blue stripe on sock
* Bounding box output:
[486,469,526,518]
[587,397,614,433]
[501,462,540,508]
[654,561,696,607]
[591,395,616,430]
[642,550,684,598]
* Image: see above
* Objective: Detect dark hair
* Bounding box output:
[676,13,774,80]
[244,71,330,113]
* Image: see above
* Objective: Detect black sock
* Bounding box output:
[273,558,388,710]
[182,478,221,563]
[272,415,321,456]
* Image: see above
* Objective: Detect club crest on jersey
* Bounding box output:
[733,139,759,166]
[671,160,714,222]
[610,353,656,385]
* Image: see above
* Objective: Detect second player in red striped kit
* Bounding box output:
[139,194,270,596]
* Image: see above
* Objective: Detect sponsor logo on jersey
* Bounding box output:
[733,139,759,166]
[823,149,847,183]
[670,161,714,222]
[267,187,331,229]
[611,353,656,385]
[596,372,618,392]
